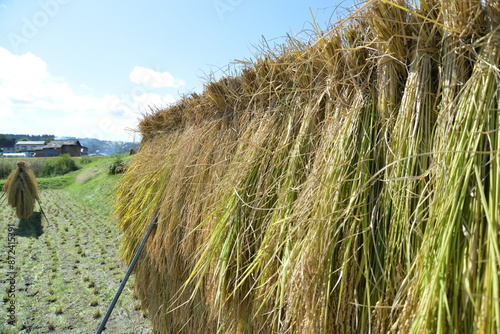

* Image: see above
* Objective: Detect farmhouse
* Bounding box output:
[15,141,45,157]
[42,140,88,157]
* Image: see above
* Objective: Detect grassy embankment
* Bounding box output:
[0,155,154,333]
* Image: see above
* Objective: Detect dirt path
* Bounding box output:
[0,190,155,333]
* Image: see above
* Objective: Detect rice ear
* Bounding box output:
[3,161,39,219]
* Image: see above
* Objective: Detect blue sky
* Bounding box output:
[0,0,353,142]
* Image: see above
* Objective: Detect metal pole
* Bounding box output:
[36,199,51,227]
[95,207,160,334]
[0,192,5,207]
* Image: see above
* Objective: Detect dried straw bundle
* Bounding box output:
[3,161,40,219]
[115,0,500,333]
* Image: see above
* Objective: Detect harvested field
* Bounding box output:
[0,190,154,333]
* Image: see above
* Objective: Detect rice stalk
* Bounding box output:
[395,29,500,333]
[377,3,440,326]
[371,0,409,124]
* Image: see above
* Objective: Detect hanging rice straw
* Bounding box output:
[114,1,500,333]
[2,161,40,219]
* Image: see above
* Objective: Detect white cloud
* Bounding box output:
[133,92,176,110]
[0,47,175,142]
[129,66,185,88]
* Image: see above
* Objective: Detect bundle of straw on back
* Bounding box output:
[3,161,40,219]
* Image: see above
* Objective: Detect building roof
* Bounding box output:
[43,140,82,149]
[15,141,46,146]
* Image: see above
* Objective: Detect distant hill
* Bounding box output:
[56,137,137,156]
[1,133,55,142]
[77,138,137,155]
[1,134,138,156]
